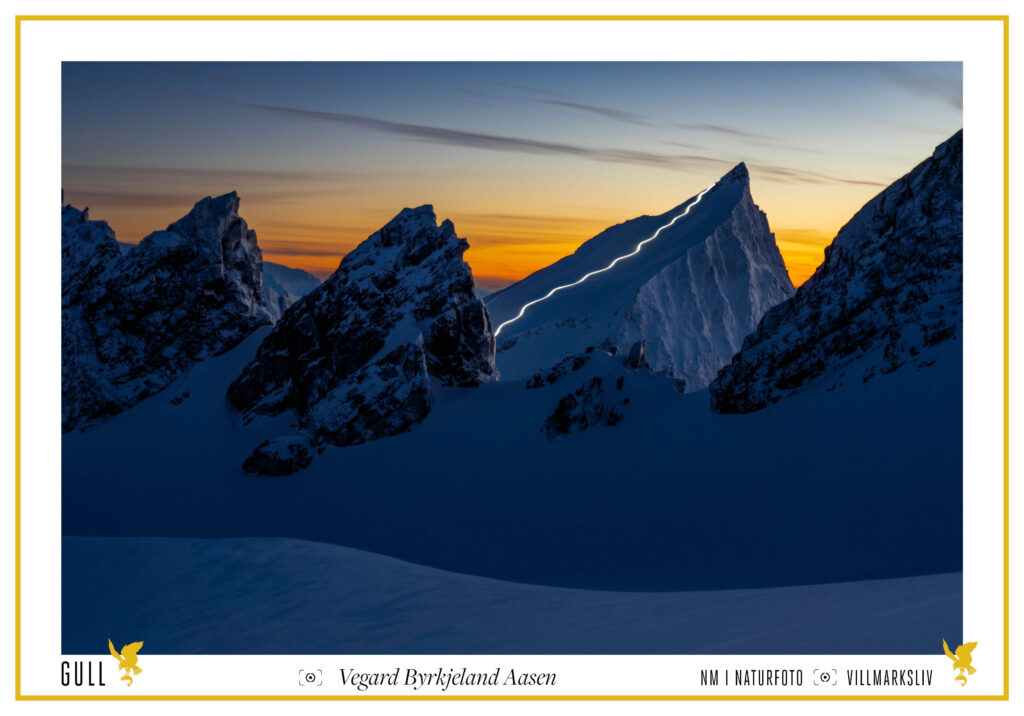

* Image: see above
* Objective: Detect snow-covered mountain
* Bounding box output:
[262,261,322,321]
[710,130,963,413]
[62,192,272,431]
[227,205,496,474]
[60,144,965,653]
[485,164,795,389]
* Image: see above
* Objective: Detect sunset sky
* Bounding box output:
[62,62,961,289]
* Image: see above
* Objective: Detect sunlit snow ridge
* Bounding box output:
[493,184,714,337]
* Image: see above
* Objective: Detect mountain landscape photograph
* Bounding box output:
[60,61,963,655]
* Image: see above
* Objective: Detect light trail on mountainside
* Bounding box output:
[493,184,714,337]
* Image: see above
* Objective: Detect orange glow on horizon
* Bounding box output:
[774,228,833,287]
[271,222,835,288]
[61,60,960,304]
[118,200,834,290]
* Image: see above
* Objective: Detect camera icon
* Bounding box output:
[813,668,838,686]
[298,668,323,686]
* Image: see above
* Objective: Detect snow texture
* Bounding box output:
[62,536,960,655]
[711,131,963,413]
[486,163,794,388]
[62,192,272,431]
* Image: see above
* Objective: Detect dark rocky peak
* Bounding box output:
[227,205,496,474]
[124,192,267,312]
[62,201,121,301]
[62,193,272,431]
[710,130,963,413]
[717,161,749,186]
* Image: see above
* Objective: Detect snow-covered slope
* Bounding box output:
[261,261,322,321]
[63,323,961,591]
[486,164,794,387]
[62,193,272,431]
[227,206,496,474]
[710,130,963,413]
[63,537,960,655]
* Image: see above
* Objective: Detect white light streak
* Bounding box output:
[493,184,714,337]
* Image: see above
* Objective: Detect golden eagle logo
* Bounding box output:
[942,639,977,686]
[108,639,144,686]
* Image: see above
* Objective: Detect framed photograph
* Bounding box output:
[12,8,1009,703]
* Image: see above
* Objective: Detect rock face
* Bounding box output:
[525,350,593,390]
[62,192,272,431]
[262,261,322,321]
[486,163,795,389]
[543,376,625,439]
[624,340,650,370]
[534,345,681,438]
[62,204,122,300]
[227,205,496,473]
[710,130,963,413]
[243,435,315,476]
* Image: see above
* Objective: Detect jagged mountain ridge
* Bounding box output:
[710,130,963,413]
[227,205,496,474]
[62,192,272,431]
[113,244,320,321]
[485,164,795,389]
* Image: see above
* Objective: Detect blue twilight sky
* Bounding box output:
[62,61,962,286]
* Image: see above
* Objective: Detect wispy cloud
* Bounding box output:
[62,189,212,209]
[773,228,834,247]
[245,103,885,187]
[877,65,962,110]
[871,117,954,136]
[661,139,707,150]
[62,187,337,210]
[259,240,350,258]
[671,123,828,156]
[541,101,825,156]
[742,138,826,155]
[246,103,709,172]
[538,99,656,127]
[750,163,886,187]
[259,218,367,235]
[674,123,775,140]
[63,164,361,184]
[457,212,597,226]
[493,81,563,98]
[462,235,588,248]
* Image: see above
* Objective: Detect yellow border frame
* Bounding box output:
[14,14,1007,704]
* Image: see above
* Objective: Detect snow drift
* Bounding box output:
[63,536,961,655]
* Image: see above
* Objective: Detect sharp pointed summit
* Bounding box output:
[485,163,795,388]
[719,161,749,185]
